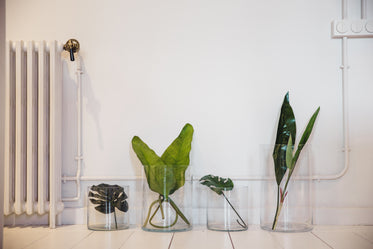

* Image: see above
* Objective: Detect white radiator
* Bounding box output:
[3,41,64,228]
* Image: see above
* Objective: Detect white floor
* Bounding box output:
[3,225,373,249]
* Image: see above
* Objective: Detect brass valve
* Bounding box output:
[63,39,80,61]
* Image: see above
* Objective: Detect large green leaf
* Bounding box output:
[132,124,194,198]
[273,92,296,185]
[161,123,194,194]
[291,107,320,169]
[132,136,175,197]
[199,174,234,195]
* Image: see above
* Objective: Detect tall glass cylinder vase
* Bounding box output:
[141,168,192,232]
[260,145,312,232]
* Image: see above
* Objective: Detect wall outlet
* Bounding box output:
[332,19,373,38]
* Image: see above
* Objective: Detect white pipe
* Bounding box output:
[62,55,83,202]
[4,41,13,215]
[26,41,36,215]
[361,0,367,19]
[14,41,26,215]
[342,0,348,19]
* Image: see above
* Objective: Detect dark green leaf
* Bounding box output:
[291,107,320,169]
[273,92,296,185]
[199,174,234,195]
[88,184,128,214]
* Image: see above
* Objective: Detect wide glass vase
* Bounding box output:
[87,184,130,231]
[207,186,248,232]
[141,168,192,232]
[260,145,313,232]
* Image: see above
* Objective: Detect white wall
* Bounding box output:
[5,0,373,225]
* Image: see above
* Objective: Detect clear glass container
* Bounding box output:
[141,168,192,232]
[260,145,313,232]
[207,186,248,231]
[87,184,130,231]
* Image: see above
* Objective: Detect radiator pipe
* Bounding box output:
[61,55,83,202]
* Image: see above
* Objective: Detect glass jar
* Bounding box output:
[260,145,313,232]
[141,168,192,232]
[207,186,248,231]
[87,184,130,231]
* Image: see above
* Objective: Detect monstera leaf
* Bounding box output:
[199,174,233,195]
[132,123,194,199]
[88,183,128,214]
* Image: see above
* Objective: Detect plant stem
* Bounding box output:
[222,192,247,229]
[114,208,118,229]
[143,199,160,227]
[168,197,190,225]
[272,169,293,230]
[272,186,280,230]
[143,195,190,229]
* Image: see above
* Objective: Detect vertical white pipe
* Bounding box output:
[26,41,36,215]
[342,0,348,19]
[361,0,367,19]
[341,36,350,175]
[61,55,83,202]
[38,41,47,215]
[76,55,82,201]
[49,41,63,228]
[4,41,13,215]
[14,41,26,215]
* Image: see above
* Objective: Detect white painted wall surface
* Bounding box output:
[5,0,373,225]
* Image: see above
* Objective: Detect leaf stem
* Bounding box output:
[113,207,118,230]
[143,199,159,227]
[143,195,190,229]
[221,192,247,229]
[272,186,280,230]
[272,169,293,230]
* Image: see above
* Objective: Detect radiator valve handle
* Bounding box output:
[63,39,80,61]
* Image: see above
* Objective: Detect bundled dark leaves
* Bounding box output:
[88,183,128,214]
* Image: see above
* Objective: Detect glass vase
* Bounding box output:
[207,186,248,231]
[260,145,313,232]
[87,184,130,231]
[141,168,192,232]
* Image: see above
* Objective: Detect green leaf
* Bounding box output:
[273,92,296,185]
[131,136,175,197]
[132,124,194,198]
[291,107,320,168]
[199,174,234,195]
[286,135,293,169]
[161,123,194,195]
[88,183,128,214]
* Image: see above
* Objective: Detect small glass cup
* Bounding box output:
[87,184,130,231]
[207,186,248,232]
